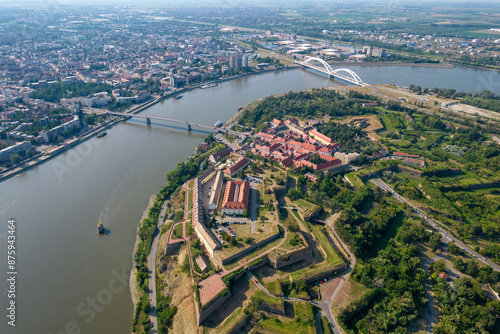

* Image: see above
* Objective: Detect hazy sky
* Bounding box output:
[0,0,498,5]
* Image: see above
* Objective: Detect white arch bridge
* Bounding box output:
[295,57,367,87]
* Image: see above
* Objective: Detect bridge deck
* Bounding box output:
[295,60,366,87]
[106,111,248,137]
[107,111,216,130]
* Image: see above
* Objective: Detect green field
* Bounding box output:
[255,302,316,334]
[251,290,285,312]
[295,199,320,216]
[265,280,283,295]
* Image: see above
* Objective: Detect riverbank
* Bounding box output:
[129,194,157,310]
[328,61,455,69]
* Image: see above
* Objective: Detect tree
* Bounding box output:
[25,149,34,158]
[201,159,209,172]
[229,236,237,246]
[287,188,303,201]
[430,260,446,273]
[466,260,479,277]
[429,233,442,252]
[448,242,459,254]
[244,237,252,244]
[10,154,22,164]
[251,163,258,173]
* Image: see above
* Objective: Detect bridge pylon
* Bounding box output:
[187,123,192,131]
[146,117,151,125]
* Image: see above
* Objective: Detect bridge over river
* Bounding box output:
[105,111,246,136]
[296,56,367,87]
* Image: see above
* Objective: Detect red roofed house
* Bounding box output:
[271,119,284,128]
[304,173,320,183]
[256,132,275,141]
[280,156,294,168]
[221,181,250,215]
[438,272,450,280]
[318,146,333,157]
[208,148,232,164]
[308,129,333,145]
[302,142,319,153]
[223,157,250,176]
[298,157,342,171]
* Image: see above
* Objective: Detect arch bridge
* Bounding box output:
[295,57,366,86]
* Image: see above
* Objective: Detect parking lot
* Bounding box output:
[212,221,250,243]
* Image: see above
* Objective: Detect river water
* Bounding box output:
[0,65,499,334]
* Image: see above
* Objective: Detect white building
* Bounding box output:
[0,141,33,162]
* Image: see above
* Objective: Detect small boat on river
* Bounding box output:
[97,222,104,234]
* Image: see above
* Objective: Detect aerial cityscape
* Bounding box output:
[0,1,500,334]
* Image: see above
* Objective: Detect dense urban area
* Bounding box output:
[1,1,500,334]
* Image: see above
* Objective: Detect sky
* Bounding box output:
[0,0,499,5]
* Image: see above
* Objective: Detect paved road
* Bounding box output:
[148,199,169,334]
[369,178,500,273]
[250,187,258,221]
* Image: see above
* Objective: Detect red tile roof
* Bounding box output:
[393,151,420,159]
[438,272,450,280]
[221,181,250,210]
[223,157,250,176]
[256,132,274,141]
[309,129,333,144]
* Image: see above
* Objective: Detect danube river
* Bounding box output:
[0,65,499,334]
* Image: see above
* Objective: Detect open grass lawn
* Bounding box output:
[187,188,193,208]
[255,302,316,334]
[295,199,320,216]
[331,278,371,317]
[173,223,184,239]
[251,290,285,311]
[265,280,283,295]
[378,114,396,130]
[277,231,306,252]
